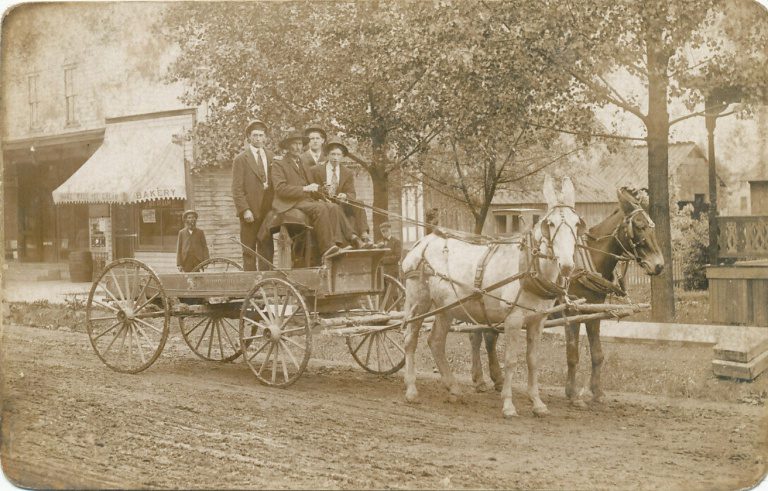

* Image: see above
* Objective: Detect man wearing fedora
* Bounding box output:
[176,210,210,272]
[310,138,372,248]
[300,125,327,168]
[271,130,347,257]
[232,120,275,271]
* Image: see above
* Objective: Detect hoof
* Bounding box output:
[474,382,489,393]
[569,399,588,408]
[502,408,518,419]
[405,388,419,404]
[493,383,504,393]
[592,391,605,404]
[533,405,550,417]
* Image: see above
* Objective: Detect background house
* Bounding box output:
[597,141,729,217]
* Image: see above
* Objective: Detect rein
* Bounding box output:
[581,206,654,265]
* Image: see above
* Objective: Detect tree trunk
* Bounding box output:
[645,22,676,322]
[370,127,390,241]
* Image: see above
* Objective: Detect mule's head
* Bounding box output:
[617,187,664,275]
[538,175,585,277]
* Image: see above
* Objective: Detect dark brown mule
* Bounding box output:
[469,187,665,406]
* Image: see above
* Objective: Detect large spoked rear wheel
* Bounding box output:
[239,277,312,387]
[193,257,243,273]
[346,274,406,375]
[86,259,170,373]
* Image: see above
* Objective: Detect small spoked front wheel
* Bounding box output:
[86,259,170,373]
[347,274,406,375]
[179,307,242,362]
[239,277,312,387]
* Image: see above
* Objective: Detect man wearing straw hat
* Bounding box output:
[232,119,275,271]
[176,210,210,272]
[301,125,327,168]
[271,130,346,257]
[310,137,372,248]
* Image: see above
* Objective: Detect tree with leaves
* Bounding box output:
[475,0,767,321]
[163,1,447,238]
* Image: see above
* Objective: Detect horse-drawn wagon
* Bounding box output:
[85,247,407,387]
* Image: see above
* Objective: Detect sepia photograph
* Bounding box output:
[1,0,767,489]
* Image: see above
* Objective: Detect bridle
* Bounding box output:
[584,205,655,265]
[535,204,585,258]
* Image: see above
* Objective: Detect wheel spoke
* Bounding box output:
[257,288,276,322]
[381,288,392,312]
[109,269,126,301]
[134,291,160,314]
[92,320,122,341]
[98,282,122,305]
[246,338,271,361]
[385,332,406,356]
[90,315,119,322]
[380,333,396,368]
[131,322,147,365]
[259,342,275,376]
[272,342,279,384]
[248,298,272,324]
[127,323,134,366]
[134,316,163,334]
[364,333,374,367]
[219,318,239,351]
[243,316,271,331]
[194,319,213,350]
[280,344,290,382]
[279,304,302,329]
[101,322,126,356]
[375,333,382,371]
[93,299,119,313]
[281,326,307,336]
[351,335,367,357]
[183,316,209,336]
[133,275,150,310]
[123,266,133,303]
[281,334,306,353]
[271,284,282,321]
[132,320,156,352]
[207,318,216,358]
[279,339,301,371]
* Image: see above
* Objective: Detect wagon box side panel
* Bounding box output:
[324,249,387,296]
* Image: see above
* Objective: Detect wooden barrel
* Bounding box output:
[68,250,93,282]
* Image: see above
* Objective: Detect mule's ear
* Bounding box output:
[617,187,638,214]
[543,174,557,208]
[561,176,576,207]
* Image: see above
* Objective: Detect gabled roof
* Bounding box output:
[492,172,617,205]
[597,141,712,189]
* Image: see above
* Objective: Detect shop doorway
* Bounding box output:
[17,161,88,262]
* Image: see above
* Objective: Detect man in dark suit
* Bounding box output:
[271,131,346,257]
[300,125,326,168]
[176,210,210,272]
[309,139,372,247]
[378,221,402,278]
[232,120,275,270]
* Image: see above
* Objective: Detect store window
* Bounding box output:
[137,200,184,251]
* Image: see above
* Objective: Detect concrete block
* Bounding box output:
[712,350,768,381]
[714,332,768,363]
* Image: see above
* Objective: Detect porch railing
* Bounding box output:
[716,215,768,259]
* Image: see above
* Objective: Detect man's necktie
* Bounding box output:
[330,168,339,196]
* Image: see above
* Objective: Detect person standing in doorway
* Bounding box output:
[232,120,275,270]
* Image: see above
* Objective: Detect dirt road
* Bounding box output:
[2,323,766,489]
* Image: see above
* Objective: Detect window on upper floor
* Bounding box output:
[401,183,423,244]
[28,74,39,129]
[64,67,76,125]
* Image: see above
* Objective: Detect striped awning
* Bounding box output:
[52,117,187,204]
